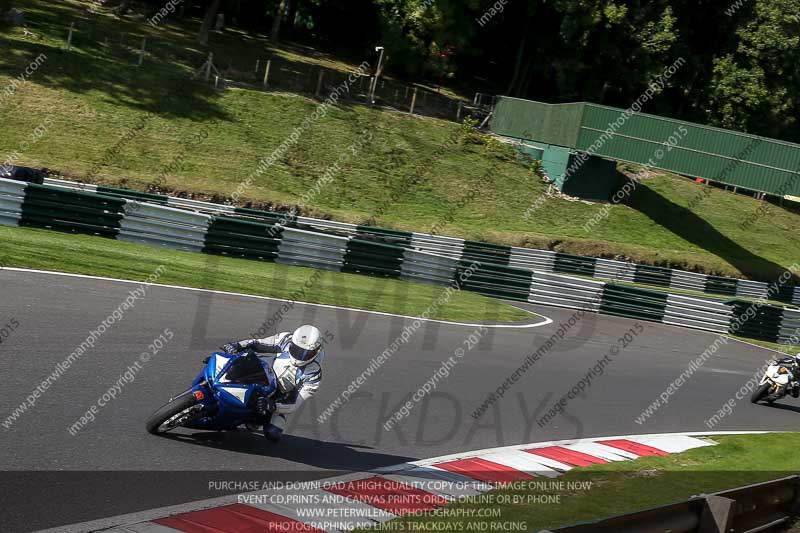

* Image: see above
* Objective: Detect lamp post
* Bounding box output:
[370,45,385,104]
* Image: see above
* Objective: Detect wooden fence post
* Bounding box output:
[263,60,271,89]
[205,53,213,82]
[137,37,147,66]
[66,23,74,52]
[409,88,418,115]
[315,70,324,97]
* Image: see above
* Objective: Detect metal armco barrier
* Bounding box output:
[0,178,793,343]
[39,176,800,305]
[729,300,800,345]
[665,295,733,334]
[528,271,605,312]
[119,201,210,253]
[276,227,348,272]
[0,178,25,227]
[544,475,800,533]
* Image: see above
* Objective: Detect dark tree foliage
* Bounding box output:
[178,0,800,140]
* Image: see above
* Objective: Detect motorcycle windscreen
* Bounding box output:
[224,355,270,385]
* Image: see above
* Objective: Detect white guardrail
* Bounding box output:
[7,177,800,340]
[39,177,800,306]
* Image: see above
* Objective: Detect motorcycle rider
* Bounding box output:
[791,354,800,398]
[220,324,325,442]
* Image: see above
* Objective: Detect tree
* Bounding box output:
[285,0,299,37]
[270,0,289,41]
[707,0,800,138]
[198,0,223,45]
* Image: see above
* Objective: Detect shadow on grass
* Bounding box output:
[0,0,452,125]
[627,182,797,283]
[1,35,232,121]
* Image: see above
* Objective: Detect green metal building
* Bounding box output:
[491,97,800,198]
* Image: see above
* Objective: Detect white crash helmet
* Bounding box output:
[287,325,322,366]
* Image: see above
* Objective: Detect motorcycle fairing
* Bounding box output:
[181,352,278,430]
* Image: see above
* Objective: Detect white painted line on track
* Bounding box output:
[723,335,796,356]
[1,267,554,329]
[699,367,758,376]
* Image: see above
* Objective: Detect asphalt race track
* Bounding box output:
[2,269,797,531]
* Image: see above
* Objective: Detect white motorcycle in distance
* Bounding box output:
[751,356,800,405]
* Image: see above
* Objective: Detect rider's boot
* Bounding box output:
[264,414,286,442]
[247,411,272,432]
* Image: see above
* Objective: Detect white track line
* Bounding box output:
[1,267,554,329]
[723,335,797,355]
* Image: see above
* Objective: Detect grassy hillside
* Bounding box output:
[0,225,533,323]
[1,0,799,282]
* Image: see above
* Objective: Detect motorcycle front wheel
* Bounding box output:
[750,383,771,404]
[146,393,198,434]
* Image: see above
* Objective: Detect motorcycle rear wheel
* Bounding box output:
[146,394,198,434]
[750,383,771,404]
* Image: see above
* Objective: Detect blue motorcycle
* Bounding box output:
[146,350,278,436]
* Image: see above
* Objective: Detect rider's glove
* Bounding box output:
[256,396,276,416]
[221,342,240,354]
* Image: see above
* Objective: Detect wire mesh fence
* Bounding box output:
[53,18,491,124]
[205,55,483,123]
